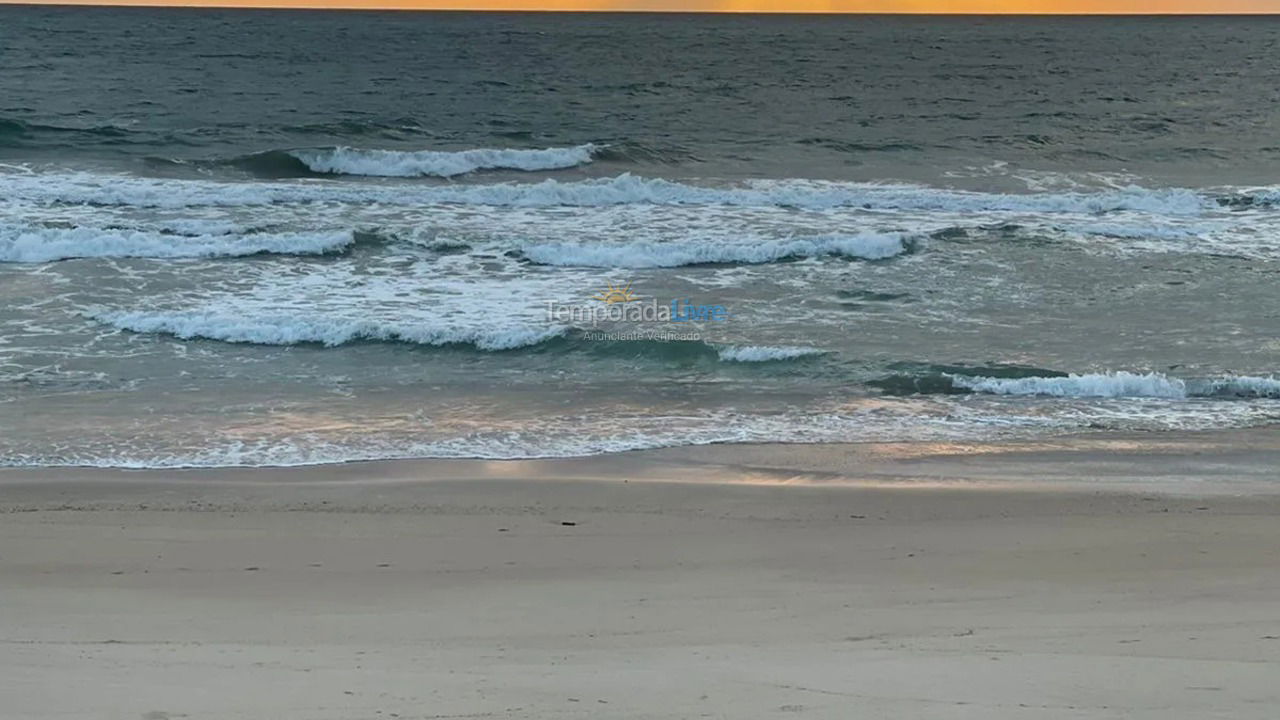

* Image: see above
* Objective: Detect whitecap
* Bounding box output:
[289,143,598,178]
[0,223,353,263]
[947,371,1188,398]
[521,232,912,268]
[716,345,827,362]
[1,170,1221,214]
[88,309,565,351]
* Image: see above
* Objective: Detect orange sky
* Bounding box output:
[7,0,1280,11]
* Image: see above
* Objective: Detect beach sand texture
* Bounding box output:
[4,432,1279,719]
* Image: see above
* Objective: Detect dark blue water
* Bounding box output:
[5,9,1280,185]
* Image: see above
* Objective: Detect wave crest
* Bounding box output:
[4,171,1229,213]
[88,309,566,351]
[520,232,914,268]
[287,144,599,178]
[947,371,1280,399]
[949,371,1187,398]
[716,345,827,362]
[0,224,354,263]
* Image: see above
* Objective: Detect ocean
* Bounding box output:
[3,7,1280,468]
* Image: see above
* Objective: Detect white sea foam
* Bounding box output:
[0,170,1224,214]
[716,345,827,362]
[948,371,1280,399]
[82,260,581,351]
[0,404,1073,469]
[521,233,912,268]
[947,372,1188,398]
[10,390,1279,469]
[289,144,599,178]
[89,309,565,350]
[0,224,354,263]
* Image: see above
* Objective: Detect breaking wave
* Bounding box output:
[950,371,1280,399]
[716,345,827,362]
[520,232,915,268]
[870,365,1280,400]
[949,371,1188,398]
[6,170,1249,214]
[287,144,599,178]
[87,309,568,351]
[85,305,835,364]
[868,364,1068,395]
[0,224,355,263]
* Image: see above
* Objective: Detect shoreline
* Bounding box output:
[5,425,1280,503]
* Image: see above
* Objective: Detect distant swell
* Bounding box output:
[286,144,599,178]
[0,116,136,146]
[0,224,355,263]
[87,309,568,351]
[592,141,699,165]
[279,118,437,139]
[520,233,915,268]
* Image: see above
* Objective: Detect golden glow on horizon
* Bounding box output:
[7,0,1280,12]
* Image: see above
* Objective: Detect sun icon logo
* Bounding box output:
[592,281,639,305]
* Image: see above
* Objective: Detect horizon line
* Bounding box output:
[3,2,1280,13]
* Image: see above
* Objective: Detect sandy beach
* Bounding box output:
[3,430,1280,719]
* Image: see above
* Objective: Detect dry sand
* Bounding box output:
[3,429,1280,719]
